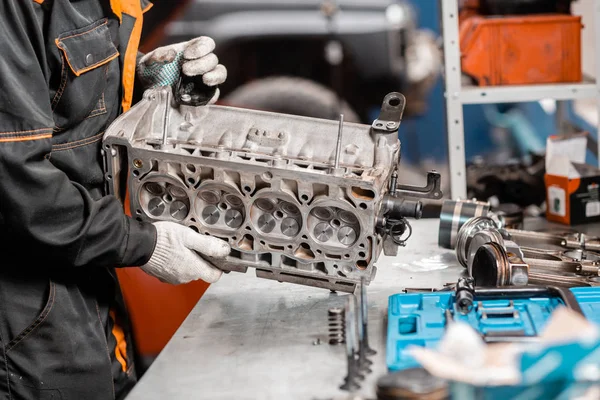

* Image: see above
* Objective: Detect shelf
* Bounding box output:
[459,82,598,105]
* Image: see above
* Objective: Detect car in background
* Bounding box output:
[141,0,441,123]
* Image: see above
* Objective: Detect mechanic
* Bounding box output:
[0,1,229,399]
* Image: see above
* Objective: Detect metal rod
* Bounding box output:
[334,113,344,169]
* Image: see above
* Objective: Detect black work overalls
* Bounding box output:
[0,1,157,399]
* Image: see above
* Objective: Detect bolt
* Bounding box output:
[133,159,143,168]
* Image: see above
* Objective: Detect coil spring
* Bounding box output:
[328,307,346,345]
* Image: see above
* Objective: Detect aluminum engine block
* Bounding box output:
[103,87,440,292]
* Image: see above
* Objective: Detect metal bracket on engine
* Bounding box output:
[395,170,443,199]
[371,92,406,133]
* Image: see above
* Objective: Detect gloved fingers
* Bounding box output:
[202,64,227,87]
[207,88,220,105]
[191,255,224,283]
[184,230,231,258]
[181,53,218,77]
[183,36,216,60]
[140,47,179,65]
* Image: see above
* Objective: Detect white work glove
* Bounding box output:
[141,221,231,284]
[137,36,227,104]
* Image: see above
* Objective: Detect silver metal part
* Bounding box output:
[455,216,500,270]
[438,199,492,249]
[103,88,427,292]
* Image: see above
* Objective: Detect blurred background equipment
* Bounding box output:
[140,0,441,122]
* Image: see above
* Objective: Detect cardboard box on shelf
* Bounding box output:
[545,132,600,225]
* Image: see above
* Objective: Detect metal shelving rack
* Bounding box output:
[441,0,600,199]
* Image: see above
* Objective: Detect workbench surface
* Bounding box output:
[125,218,461,400]
[126,216,596,400]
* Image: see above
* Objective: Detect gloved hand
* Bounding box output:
[137,36,227,104]
[141,221,231,284]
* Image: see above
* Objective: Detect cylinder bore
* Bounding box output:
[250,196,303,239]
[140,179,191,221]
[196,187,245,231]
[308,206,360,247]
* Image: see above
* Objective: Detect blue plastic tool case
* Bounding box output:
[386,287,600,372]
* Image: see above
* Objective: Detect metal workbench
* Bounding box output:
[124,217,600,400]
[125,218,461,400]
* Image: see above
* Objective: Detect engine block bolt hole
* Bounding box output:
[301,194,309,202]
[344,254,350,259]
[244,185,252,193]
[359,203,367,210]
[132,170,140,177]
[356,260,368,270]
[358,251,366,258]
[302,235,308,240]
[186,164,196,173]
[136,209,142,215]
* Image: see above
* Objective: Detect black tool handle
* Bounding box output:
[175,73,217,106]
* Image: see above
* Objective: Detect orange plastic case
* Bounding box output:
[459,14,583,86]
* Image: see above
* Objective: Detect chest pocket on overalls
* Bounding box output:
[52,18,119,130]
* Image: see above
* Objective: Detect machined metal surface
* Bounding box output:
[438,199,492,249]
[104,88,434,292]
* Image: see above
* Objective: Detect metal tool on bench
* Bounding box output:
[439,199,600,253]
[453,214,600,288]
[339,278,376,391]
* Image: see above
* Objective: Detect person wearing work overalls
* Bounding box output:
[0,1,229,398]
